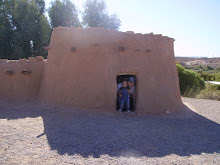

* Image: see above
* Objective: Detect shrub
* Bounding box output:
[200,72,208,81]
[207,65,214,70]
[199,72,215,81]
[196,83,220,101]
[176,64,185,73]
[215,73,220,82]
[176,64,205,95]
[216,66,220,71]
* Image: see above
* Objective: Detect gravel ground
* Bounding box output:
[0,97,219,165]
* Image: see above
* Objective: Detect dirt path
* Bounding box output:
[0,98,219,164]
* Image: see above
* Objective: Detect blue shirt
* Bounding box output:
[120,87,129,99]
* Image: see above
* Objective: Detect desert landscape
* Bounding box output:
[176,57,220,68]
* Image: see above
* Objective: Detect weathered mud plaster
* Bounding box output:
[39,27,183,114]
[0,58,45,101]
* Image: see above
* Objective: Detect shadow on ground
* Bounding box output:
[0,101,219,158]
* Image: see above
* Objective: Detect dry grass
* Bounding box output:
[196,84,220,101]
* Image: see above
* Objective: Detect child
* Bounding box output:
[118,81,130,112]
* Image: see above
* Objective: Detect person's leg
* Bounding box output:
[126,98,130,112]
[119,99,125,111]
[130,96,133,111]
[117,94,121,110]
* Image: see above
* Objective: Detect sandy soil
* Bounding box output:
[0,98,219,165]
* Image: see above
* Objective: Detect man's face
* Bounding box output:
[128,81,134,87]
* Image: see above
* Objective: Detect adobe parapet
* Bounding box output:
[45,27,176,63]
[53,26,174,38]
[0,56,45,63]
[50,27,175,43]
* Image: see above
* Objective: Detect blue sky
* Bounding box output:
[45,0,220,57]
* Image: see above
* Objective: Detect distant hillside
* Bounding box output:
[175,57,220,68]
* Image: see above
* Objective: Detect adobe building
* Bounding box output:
[0,27,184,115]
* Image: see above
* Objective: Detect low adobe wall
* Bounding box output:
[0,57,45,101]
[39,27,183,114]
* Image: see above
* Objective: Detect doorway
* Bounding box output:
[116,74,136,112]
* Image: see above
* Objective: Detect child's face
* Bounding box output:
[122,81,127,87]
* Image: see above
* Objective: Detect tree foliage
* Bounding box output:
[0,0,122,60]
[0,0,16,59]
[48,0,80,28]
[176,64,205,95]
[82,0,121,30]
[0,0,51,59]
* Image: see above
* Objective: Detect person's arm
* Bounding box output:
[128,86,134,94]
[127,88,131,94]
[119,89,122,97]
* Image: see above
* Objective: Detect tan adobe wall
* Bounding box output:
[39,27,183,114]
[0,57,45,101]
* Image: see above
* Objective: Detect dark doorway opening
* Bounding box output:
[116,74,136,112]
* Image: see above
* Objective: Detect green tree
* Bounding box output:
[48,0,80,28]
[82,0,121,30]
[0,0,16,59]
[35,0,46,14]
[13,0,51,58]
[0,0,51,59]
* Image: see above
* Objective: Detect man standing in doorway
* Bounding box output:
[128,77,135,111]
